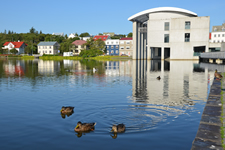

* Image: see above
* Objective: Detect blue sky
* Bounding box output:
[0,0,224,36]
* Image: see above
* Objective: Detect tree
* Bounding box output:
[127,32,133,37]
[91,39,105,51]
[80,32,90,37]
[24,46,31,54]
[98,33,103,35]
[40,30,42,34]
[29,27,36,33]
[10,48,18,54]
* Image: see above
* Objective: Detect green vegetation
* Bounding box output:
[127,32,133,37]
[9,48,18,54]
[40,55,82,60]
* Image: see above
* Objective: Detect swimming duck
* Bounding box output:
[74,121,96,132]
[214,69,223,80]
[60,106,74,114]
[156,76,161,80]
[111,124,125,133]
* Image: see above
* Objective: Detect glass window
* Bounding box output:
[126,41,130,44]
[111,50,114,54]
[218,34,220,37]
[223,34,225,37]
[120,46,124,49]
[116,50,118,53]
[126,46,130,49]
[164,34,169,43]
[49,51,51,53]
[111,46,114,49]
[185,21,191,29]
[164,22,169,31]
[45,51,47,53]
[214,34,216,37]
[107,42,109,44]
[120,41,124,44]
[214,28,217,31]
[39,51,40,53]
[49,46,51,49]
[116,46,118,49]
[185,33,190,42]
[107,46,109,49]
[111,42,113,44]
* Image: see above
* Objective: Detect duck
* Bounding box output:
[156,76,161,80]
[74,121,96,132]
[93,68,97,72]
[60,106,74,114]
[111,124,125,133]
[214,69,223,80]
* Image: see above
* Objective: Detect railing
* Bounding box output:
[200,51,225,59]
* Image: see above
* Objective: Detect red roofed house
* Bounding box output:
[71,40,87,55]
[93,35,110,41]
[3,41,27,54]
[119,37,133,56]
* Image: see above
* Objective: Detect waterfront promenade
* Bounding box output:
[191,76,224,149]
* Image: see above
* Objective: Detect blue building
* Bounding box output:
[105,39,119,55]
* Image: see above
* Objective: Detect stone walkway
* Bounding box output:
[191,78,224,150]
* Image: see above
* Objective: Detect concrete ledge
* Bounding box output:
[191,79,223,149]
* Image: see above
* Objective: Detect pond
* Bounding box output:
[0,58,215,150]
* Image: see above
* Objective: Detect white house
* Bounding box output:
[128,7,210,60]
[68,33,80,39]
[211,23,225,43]
[38,41,60,55]
[3,41,27,54]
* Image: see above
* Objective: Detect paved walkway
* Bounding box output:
[191,78,224,150]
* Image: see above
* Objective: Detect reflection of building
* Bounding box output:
[119,37,133,56]
[38,60,60,75]
[132,60,209,105]
[105,61,133,77]
[105,39,119,55]
[128,7,210,60]
[4,61,25,76]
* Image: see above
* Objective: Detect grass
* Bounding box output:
[21,55,132,61]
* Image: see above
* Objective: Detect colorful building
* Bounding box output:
[3,41,27,54]
[105,39,119,55]
[119,37,133,56]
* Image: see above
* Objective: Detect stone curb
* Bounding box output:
[191,79,223,150]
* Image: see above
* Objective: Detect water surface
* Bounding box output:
[0,58,215,150]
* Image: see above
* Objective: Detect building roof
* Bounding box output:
[72,40,86,45]
[38,41,58,46]
[93,35,109,41]
[3,41,27,48]
[128,7,198,23]
[120,37,133,40]
[212,23,225,32]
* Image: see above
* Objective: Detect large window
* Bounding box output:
[185,21,191,29]
[164,34,169,43]
[185,33,190,42]
[164,22,169,31]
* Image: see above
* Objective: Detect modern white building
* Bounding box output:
[128,7,210,60]
[38,41,60,55]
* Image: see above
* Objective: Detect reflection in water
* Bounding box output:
[60,112,74,119]
[131,60,211,129]
[75,131,93,138]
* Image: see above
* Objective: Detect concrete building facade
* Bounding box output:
[128,7,210,60]
[119,37,133,56]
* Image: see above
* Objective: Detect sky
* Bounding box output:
[0,0,224,36]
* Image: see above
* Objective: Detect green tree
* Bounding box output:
[80,32,90,37]
[90,39,105,51]
[29,27,36,33]
[99,33,103,35]
[127,32,133,37]
[10,48,18,54]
